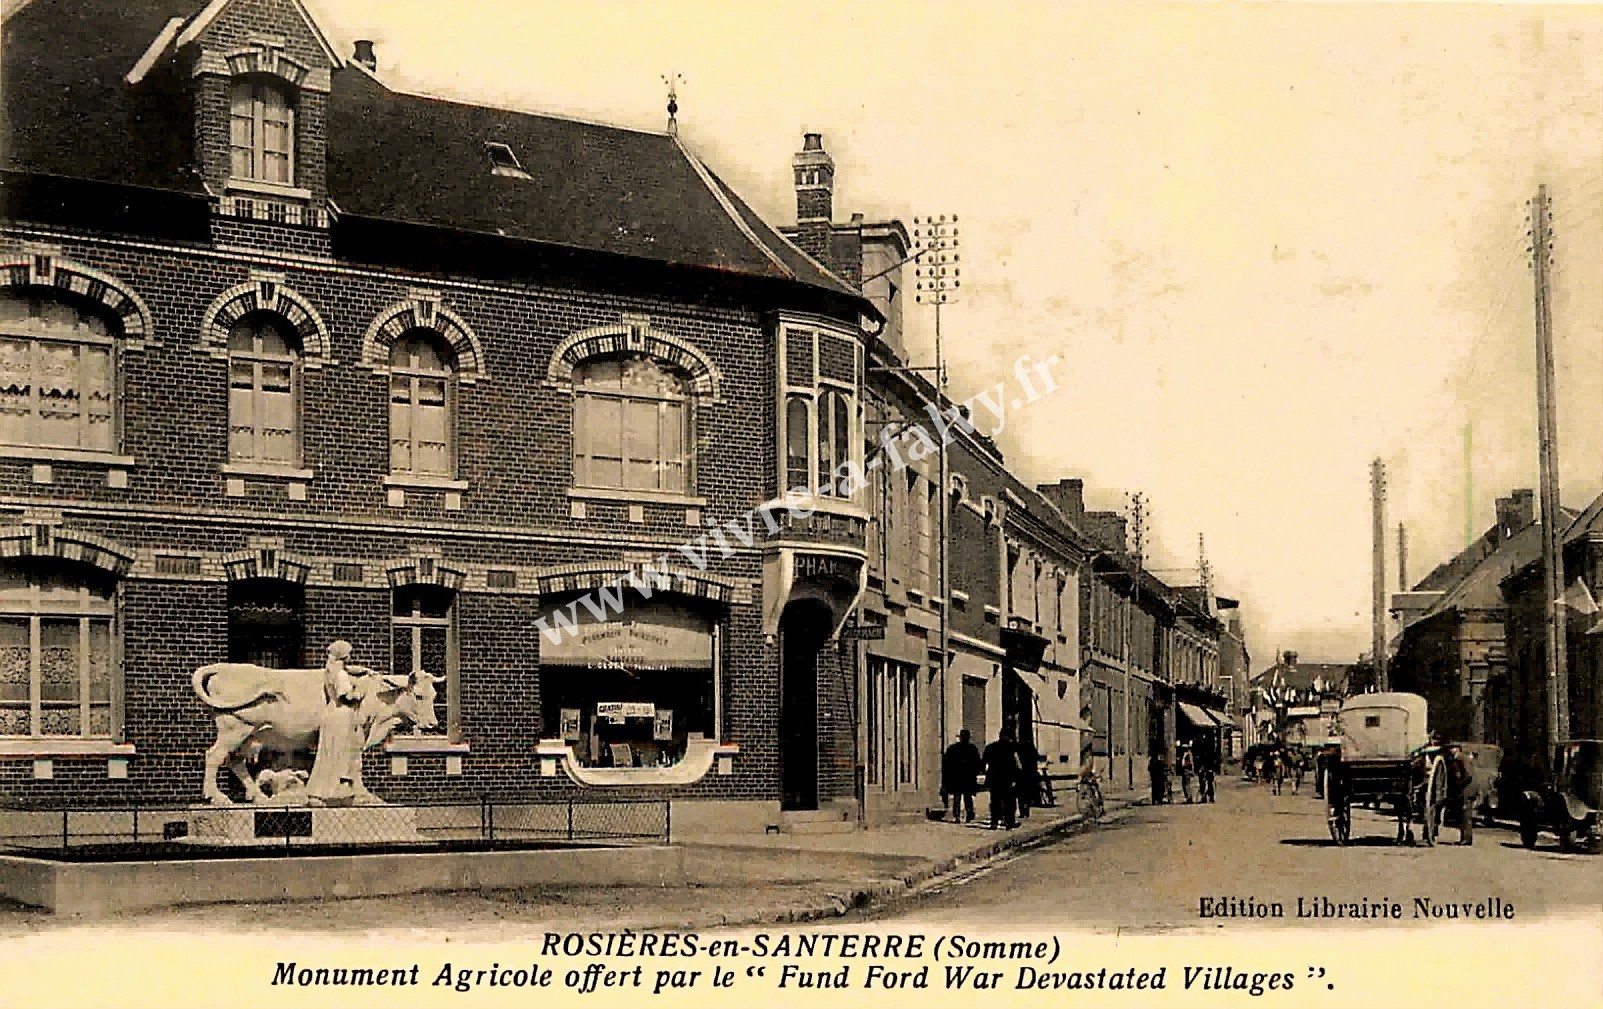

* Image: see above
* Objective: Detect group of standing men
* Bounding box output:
[940,727,1042,830]
[1149,738,1220,805]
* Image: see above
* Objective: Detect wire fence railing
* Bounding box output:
[0,796,671,858]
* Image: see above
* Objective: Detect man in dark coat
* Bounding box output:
[983,728,1021,829]
[1015,737,1042,819]
[1446,743,1485,846]
[940,729,982,822]
[1148,749,1169,804]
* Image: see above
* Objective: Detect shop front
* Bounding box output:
[535,597,738,786]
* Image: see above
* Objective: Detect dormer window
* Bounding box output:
[230,77,296,185]
[486,143,530,179]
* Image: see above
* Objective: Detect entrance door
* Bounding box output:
[779,602,830,811]
[961,675,988,743]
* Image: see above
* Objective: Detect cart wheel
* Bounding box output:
[1327,796,1349,845]
[1420,756,1445,848]
[1520,816,1539,849]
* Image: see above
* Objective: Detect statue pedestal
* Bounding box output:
[183,804,421,846]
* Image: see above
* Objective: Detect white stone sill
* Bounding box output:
[567,486,706,507]
[383,737,470,754]
[0,447,135,467]
[383,474,469,492]
[225,178,313,201]
[0,739,136,757]
[221,463,314,482]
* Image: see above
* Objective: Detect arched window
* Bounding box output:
[228,314,300,466]
[0,560,116,738]
[389,330,455,478]
[0,292,116,453]
[230,77,296,184]
[784,395,810,493]
[573,354,692,494]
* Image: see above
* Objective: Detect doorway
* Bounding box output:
[779,601,832,811]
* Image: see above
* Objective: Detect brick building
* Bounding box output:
[0,0,881,830]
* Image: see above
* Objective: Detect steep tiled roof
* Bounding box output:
[2,0,865,304]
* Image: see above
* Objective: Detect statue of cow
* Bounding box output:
[192,662,444,806]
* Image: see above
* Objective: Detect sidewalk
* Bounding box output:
[0,791,1144,935]
[668,788,1147,926]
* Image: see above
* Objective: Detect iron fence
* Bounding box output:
[0,796,670,858]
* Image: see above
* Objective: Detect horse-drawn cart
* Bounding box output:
[1322,692,1448,846]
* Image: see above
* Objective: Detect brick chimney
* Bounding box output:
[1037,478,1087,524]
[791,133,834,261]
[1495,488,1535,538]
[352,40,376,72]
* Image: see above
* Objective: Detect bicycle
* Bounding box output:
[1078,768,1105,822]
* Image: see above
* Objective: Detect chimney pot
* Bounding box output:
[353,39,376,71]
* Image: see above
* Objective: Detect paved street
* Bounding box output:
[870,776,1603,932]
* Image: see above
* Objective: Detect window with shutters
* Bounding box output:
[0,293,117,454]
[388,330,455,479]
[230,77,297,185]
[572,354,692,494]
[228,314,300,467]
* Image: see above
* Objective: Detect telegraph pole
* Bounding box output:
[1124,492,1145,787]
[1371,459,1388,691]
[913,215,960,751]
[1398,523,1408,592]
[1464,423,1474,549]
[1530,185,1568,756]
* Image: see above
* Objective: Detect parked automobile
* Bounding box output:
[1519,739,1602,853]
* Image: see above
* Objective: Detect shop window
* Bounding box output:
[230,76,296,185]
[573,354,692,494]
[539,600,715,769]
[0,560,117,738]
[227,579,303,669]
[0,292,117,453]
[389,330,456,478]
[228,314,300,466]
[392,585,455,737]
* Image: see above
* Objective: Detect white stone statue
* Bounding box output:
[192,640,444,806]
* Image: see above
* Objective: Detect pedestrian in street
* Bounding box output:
[1177,742,1196,804]
[1444,740,1484,846]
[1016,736,1041,819]
[1197,739,1218,803]
[983,728,1021,830]
[1291,749,1306,795]
[940,729,982,823]
[1148,748,1169,805]
[1266,747,1283,796]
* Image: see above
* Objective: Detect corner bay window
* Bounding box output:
[782,387,856,497]
[230,77,296,185]
[389,331,455,478]
[228,314,300,466]
[573,354,691,494]
[0,561,116,738]
[0,293,116,453]
[539,600,716,769]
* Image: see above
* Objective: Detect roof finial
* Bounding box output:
[662,72,682,137]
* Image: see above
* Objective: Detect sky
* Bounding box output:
[301,0,1603,670]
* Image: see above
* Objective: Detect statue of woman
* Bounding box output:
[305,640,372,804]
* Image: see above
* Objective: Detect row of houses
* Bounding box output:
[1391,488,1603,775]
[0,0,1241,829]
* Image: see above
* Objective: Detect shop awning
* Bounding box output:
[1178,702,1221,728]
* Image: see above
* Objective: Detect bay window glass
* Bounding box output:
[230,77,296,184]
[817,388,850,496]
[0,293,116,453]
[389,331,455,478]
[0,561,116,738]
[228,314,299,466]
[573,355,692,493]
[784,395,810,494]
